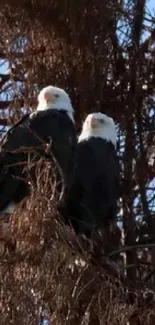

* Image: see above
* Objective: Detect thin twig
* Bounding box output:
[109,244,155,257]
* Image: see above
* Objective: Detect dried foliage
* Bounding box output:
[0,161,155,325]
[0,0,155,324]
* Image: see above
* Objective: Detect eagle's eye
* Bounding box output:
[54,94,59,98]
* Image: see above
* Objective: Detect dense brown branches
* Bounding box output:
[0,0,155,324]
[0,160,155,325]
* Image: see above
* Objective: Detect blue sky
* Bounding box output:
[148,0,154,10]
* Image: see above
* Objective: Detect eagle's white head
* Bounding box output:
[78,112,117,146]
[37,86,74,122]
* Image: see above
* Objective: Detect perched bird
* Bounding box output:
[0,86,76,219]
[59,112,120,238]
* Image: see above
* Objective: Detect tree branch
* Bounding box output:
[109,244,155,257]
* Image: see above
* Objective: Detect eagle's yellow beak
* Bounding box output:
[44,92,55,103]
[89,117,98,128]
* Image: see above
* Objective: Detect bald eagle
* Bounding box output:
[59,112,120,238]
[0,86,76,218]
